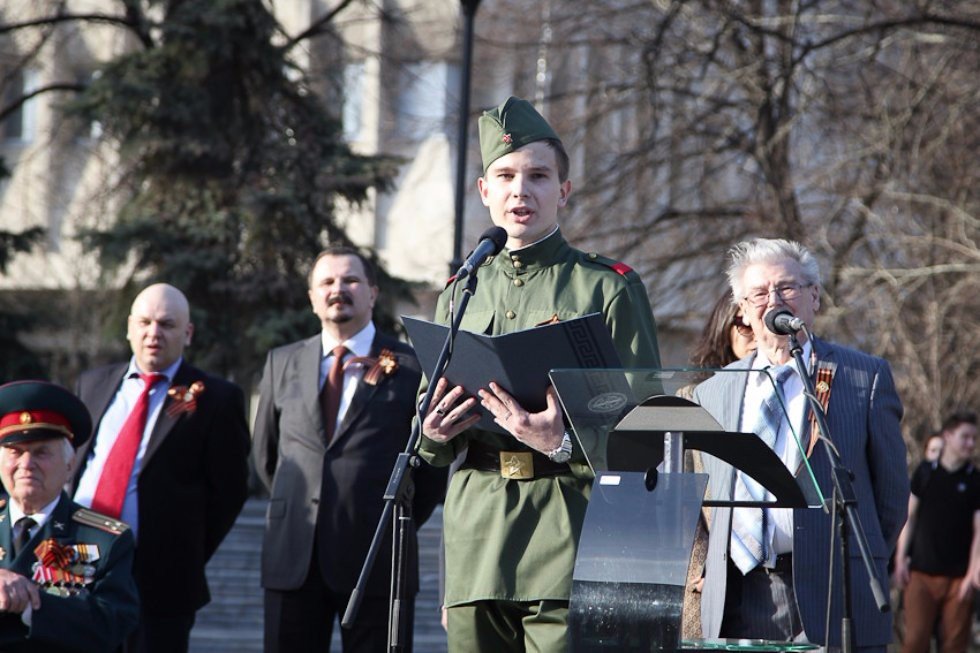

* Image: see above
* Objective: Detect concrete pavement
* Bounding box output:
[189,498,447,652]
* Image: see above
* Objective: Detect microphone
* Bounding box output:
[764,309,806,336]
[455,227,508,280]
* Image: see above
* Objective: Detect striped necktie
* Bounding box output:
[730,364,794,574]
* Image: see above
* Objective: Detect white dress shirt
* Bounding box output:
[739,341,811,563]
[320,322,376,435]
[74,357,182,538]
[9,494,60,550]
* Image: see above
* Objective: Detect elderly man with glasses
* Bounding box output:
[693,238,908,651]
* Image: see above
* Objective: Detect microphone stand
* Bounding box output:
[343,270,481,651]
[786,329,889,653]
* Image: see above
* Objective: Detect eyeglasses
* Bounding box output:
[742,283,810,308]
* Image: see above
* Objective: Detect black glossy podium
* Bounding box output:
[550,369,824,653]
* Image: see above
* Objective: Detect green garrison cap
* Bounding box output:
[0,381,92,449]
[479,96,561,173]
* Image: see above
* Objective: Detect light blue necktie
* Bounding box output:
[730,364,794,574]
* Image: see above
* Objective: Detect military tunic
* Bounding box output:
[419,229,661,606]
[0,492,139,652]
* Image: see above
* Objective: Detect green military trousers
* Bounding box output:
[447,599,569,653]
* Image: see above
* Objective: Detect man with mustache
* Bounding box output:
[254,246,447,652]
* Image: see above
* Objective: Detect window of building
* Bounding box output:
[395,61,458,139]
[342,61,365,142]
[80,69,103,141]
[1,68,39,143]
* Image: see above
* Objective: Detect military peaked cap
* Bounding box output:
[0,380,92,448]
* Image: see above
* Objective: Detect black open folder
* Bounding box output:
[403,313,622,434]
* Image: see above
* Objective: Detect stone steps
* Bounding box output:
[189,498,447,652]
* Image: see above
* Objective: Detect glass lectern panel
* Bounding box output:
[576,471,707,586]
[549,368,824,509]
[570,470,707,650]
[555,368,826,651]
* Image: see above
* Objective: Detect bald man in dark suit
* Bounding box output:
[72,283,250,653]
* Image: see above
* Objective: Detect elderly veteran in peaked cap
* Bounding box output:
[0,381,139,652]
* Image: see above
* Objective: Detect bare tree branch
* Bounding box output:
[0,12,144,37]
[0,82,85,123]
[799,12,980,61]
[282,0,358,50]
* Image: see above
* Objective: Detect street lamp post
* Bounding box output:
[450,0,482,278]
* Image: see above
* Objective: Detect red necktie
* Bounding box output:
[91,372,165,519]
[321,346,348,442]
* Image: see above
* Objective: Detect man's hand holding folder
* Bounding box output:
[405,312,621,452]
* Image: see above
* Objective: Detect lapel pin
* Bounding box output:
[166,381,205,418]
[344,349,400,386]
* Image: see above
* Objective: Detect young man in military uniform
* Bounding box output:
[0,380,139,651]
[419,97,662,652]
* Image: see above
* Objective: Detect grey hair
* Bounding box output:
[60,437,76,465]
[726,238,821,302]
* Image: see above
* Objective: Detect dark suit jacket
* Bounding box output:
[254,331,446,596]
[0,492,139,651]
[693,338,908,647]
[72,361,250,617]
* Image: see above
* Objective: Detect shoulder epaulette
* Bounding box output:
[584,252,633,277]
[72,508,129,535]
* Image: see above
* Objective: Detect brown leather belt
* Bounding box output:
[462,440,571,480]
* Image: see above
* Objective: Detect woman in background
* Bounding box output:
[690,292,757,370]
